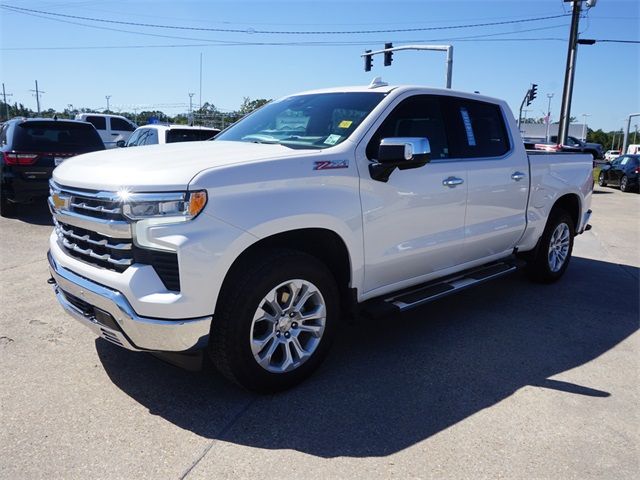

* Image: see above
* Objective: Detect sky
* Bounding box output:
[1,0,638,132]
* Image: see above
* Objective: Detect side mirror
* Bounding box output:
[116,140,126,148]
[370,137,431,182]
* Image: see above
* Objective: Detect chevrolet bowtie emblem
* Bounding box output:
[51,192,70,210]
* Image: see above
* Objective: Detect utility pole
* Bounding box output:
[105,95,111,113]
[557,0,596,146]
[29,80,45,115]
[2,83,13,120]
[581,113,591,141]
[188,93,195,114]
[199,53,203,111]
[622,113,640,154]
[545,93,554,142]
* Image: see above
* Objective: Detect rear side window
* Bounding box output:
[166,129,217,143]
[110,117,135,131]
[13,122,105,153]
[444,99,511,158]
[85,116,106,130]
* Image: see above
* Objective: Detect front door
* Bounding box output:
[357,94,469,294]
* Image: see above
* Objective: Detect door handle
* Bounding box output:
[511,171,526,182]
[442,176,464,187]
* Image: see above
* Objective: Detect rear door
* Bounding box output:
[85,116,109,146]
[108,117,136,145]
[444,97,529,262]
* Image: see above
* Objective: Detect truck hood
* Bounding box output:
[52,140,313,191]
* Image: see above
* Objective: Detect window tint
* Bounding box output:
[366,95,449,160]
[110,117,135,131]
[86,116,106,130]
[13,121,104,152]
[145,129,158,145]
[444,99,511,158]
[620,157,629,166]
[166,129,217,143]
[0,124,8,145]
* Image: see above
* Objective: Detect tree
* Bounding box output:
[239,97,270,115]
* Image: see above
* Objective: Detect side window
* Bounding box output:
[86,116,106,131]
[126,130,141,146]
[110,117,135,132]
[444,99,511,158]
[146,129,159,145]
[135,129,150,145]
[366,95,449,160]
[0,124,8,145]
[620,157,629,166]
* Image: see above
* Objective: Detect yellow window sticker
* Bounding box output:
[338,120,353,129]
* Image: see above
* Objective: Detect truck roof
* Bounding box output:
[291,82,506,106]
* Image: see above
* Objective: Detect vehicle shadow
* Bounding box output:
[8,199,53,226]
[96,256,638,458]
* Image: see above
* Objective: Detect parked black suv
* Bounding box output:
[0,118,104,216]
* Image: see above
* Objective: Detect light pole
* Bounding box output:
[105,95,111,113]
[581,113,591,141]
[545,93,554,142]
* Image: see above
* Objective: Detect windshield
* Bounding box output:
[215,92,386,149]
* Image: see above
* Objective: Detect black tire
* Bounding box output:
[620,175,630,192]
[597,171,607,187]
[525,209,575,284]
[209,249,339,393]
[0,190,16,218]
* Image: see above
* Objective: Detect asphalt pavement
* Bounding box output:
[1,186,638,479]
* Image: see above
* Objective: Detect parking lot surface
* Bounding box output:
[1,187,638,480]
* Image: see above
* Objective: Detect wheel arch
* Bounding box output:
[551,193,581,231]
[216,228,355,317]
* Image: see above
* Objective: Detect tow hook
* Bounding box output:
[47,277,56,285]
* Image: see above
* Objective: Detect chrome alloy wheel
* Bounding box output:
[548,223,571,272]
[250,279,326,373]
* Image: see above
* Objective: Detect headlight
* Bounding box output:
[121,190,207,221]
[121,190,208,252]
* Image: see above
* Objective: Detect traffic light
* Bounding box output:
[364,50,373,72]
[527,83,538,106]
[384,42,393,66]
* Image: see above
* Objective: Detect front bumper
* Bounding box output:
[48,251,212,352]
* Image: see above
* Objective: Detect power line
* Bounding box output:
[0,4,571,35]
[1,24,572,51]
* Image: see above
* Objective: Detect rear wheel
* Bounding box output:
[209,249,339,392]
[620,175,630,192]
[526,209,575,283]
[0,186,16,218]
[597,171,607,187]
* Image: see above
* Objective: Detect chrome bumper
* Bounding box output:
[47,251,211,352]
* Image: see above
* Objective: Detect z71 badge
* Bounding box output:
[313,160,349,170]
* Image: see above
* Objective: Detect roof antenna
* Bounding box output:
[369,76,388,89]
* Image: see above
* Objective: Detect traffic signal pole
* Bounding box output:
[363,44,453,89]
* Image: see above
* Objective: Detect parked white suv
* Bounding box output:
[74,113,137,149]
[604,150,620,162]
[124,124,219,147]
[49,83,593,392]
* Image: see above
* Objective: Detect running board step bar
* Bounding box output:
[361,259,524,318]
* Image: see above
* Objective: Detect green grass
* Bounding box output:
[593,167,601,183]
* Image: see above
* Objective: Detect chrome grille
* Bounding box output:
[55,220,133,272]
[50,182,125,221]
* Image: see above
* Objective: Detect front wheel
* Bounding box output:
[620,175,630,192]
[526,209,575,283]
[209,249,339,392]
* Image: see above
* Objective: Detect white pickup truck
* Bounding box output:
[47,82,593,392]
